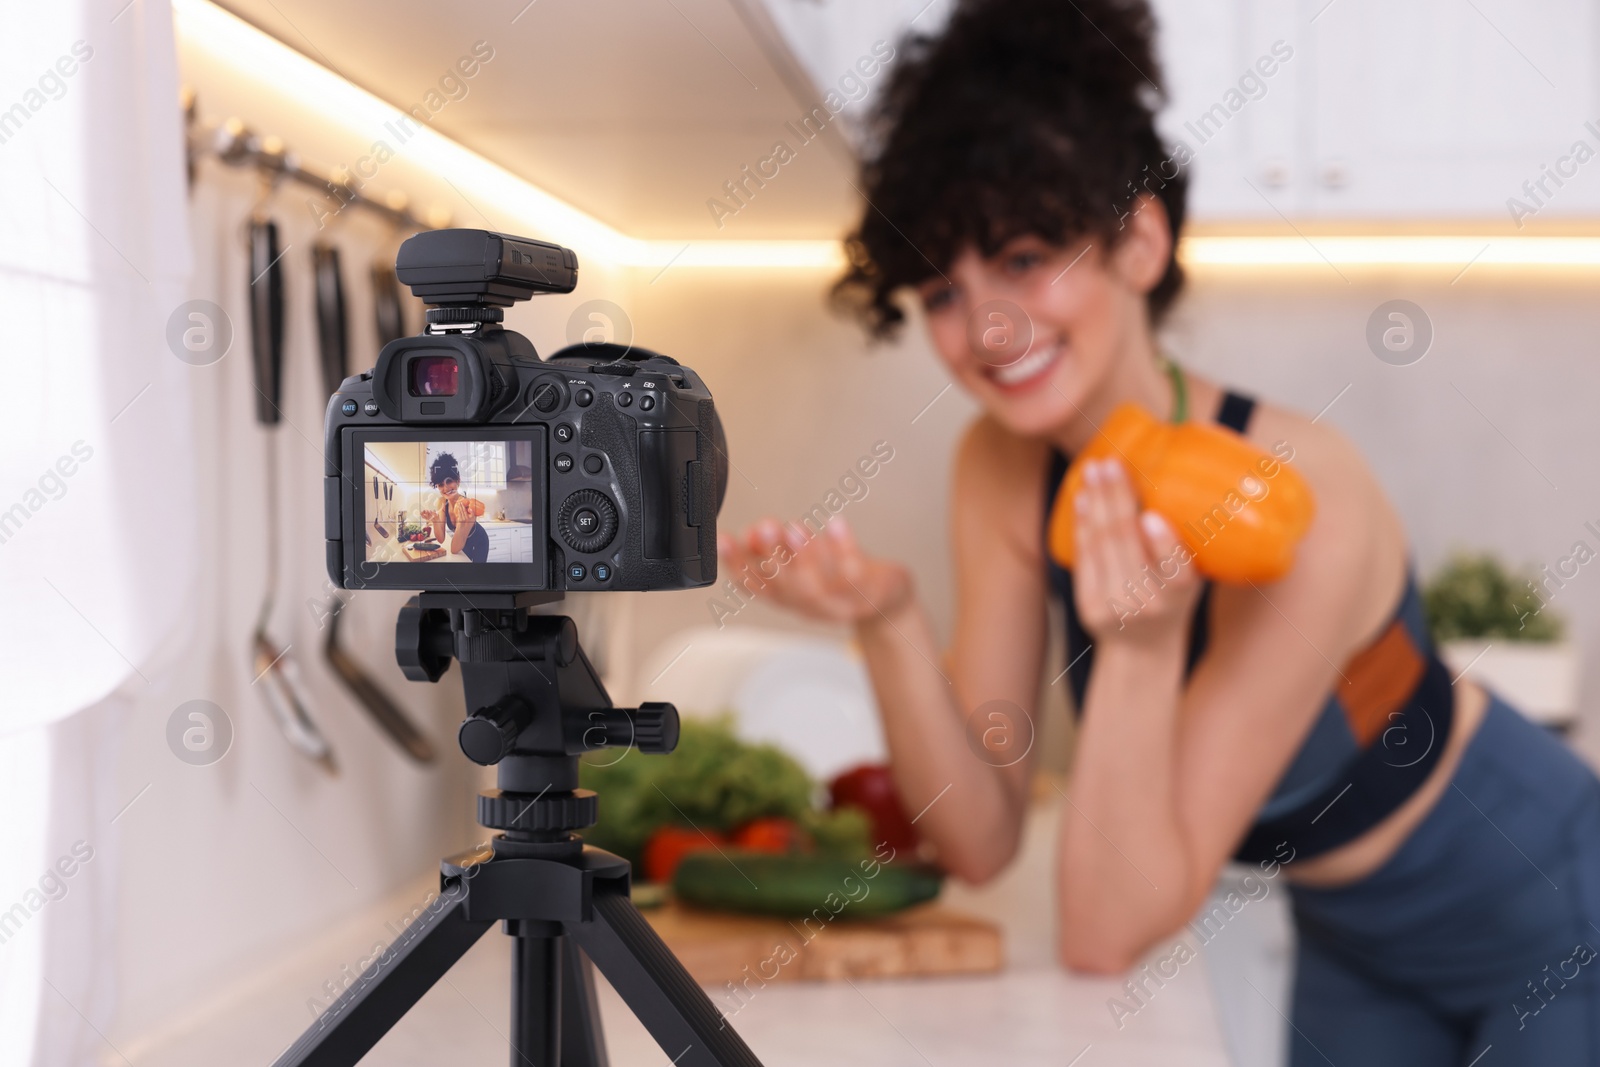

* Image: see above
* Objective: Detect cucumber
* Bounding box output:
[672,851,942,918]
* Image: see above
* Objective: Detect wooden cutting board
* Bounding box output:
[643,900,1003,985]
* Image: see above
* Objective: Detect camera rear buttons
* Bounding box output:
[558,489,618,554]
[582,454,604,475]
[593,562,611,581]
[340,399,358,416]
[554,423,575,443]
[575,388,594,407]
[568,563,587,581]
[638,394,655,411]
[363,400,380,416]
[554,453,574,474]
[617,391,633,408]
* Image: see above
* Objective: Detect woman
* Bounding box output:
[420,451,488,564]
[719,0,1600,1061]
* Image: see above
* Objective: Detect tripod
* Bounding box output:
[271,591,765,1067]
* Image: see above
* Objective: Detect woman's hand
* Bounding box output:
[717,517,914,626]
[1072,457,1202,643]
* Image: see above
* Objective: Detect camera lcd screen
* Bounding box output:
[362,439,535,565]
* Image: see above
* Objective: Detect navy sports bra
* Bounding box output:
[1044,391,1456,864]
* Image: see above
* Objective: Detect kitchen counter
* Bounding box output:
[380,519,535,565]
[124,797,1243,1066]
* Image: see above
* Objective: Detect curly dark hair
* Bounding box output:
[428,451,461,488]
[833,0,1187,339]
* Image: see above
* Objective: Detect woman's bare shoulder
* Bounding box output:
[1233,398,1407,646]
[1245,401,1385,516]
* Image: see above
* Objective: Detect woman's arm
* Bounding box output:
[447,497,478,554]
[858,419,1051,878]
[720,417,1052,881]
[423,497,445,543]
[1057,419,1394,972]
[1056,458,1199,969]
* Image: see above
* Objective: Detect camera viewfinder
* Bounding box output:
[409,354,459,398]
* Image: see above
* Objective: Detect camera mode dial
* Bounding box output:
[558,489,618,554]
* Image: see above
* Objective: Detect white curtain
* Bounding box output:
[0,1,192,1063]
[0,0,194,725]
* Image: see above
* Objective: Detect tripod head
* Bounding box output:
[395,590,678,845]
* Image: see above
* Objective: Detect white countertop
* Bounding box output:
[126,798,1246,1066]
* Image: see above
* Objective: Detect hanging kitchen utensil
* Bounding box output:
[370,259,407,350]
[249,216,285,425]
[248,209,337,773]
[312,241,349,398]
[311,239,434,764]
[321,600,436,763]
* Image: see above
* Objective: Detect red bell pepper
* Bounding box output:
[828,763,918,854]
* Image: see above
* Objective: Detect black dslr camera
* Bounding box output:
[323,229,726,593]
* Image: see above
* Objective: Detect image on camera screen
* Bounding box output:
[362,440,536,565]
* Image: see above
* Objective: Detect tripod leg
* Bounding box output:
[272,886,494,1067]
[567,882,764,1067]
[561,942,610,1067]
[511,930,560,1067]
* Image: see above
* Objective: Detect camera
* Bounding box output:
[323,228,727,593]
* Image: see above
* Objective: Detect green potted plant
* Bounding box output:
[1424,552,1576,730]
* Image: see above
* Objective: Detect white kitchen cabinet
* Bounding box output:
[1151,0,1600,221]
[480,521,534,564]
[1150,0,1303,218]
[1304,0,1600,219]
[758,0,1600,222]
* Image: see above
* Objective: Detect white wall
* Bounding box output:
[109,47,636,1056]
[105,165,480,1051]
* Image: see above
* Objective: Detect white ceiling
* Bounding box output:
[212,0,888,240]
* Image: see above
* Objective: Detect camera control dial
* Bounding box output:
[558,489,618,554]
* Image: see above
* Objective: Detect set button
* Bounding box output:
[558,488,618,553]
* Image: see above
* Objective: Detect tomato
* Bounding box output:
[642,825,724,884]
[828,763,918,854]
[730,816,808,854]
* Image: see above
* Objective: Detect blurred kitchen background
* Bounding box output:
[5,1,1600,1065]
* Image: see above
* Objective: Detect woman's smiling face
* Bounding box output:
[914,200,1173,439]
[436,478,460,498]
